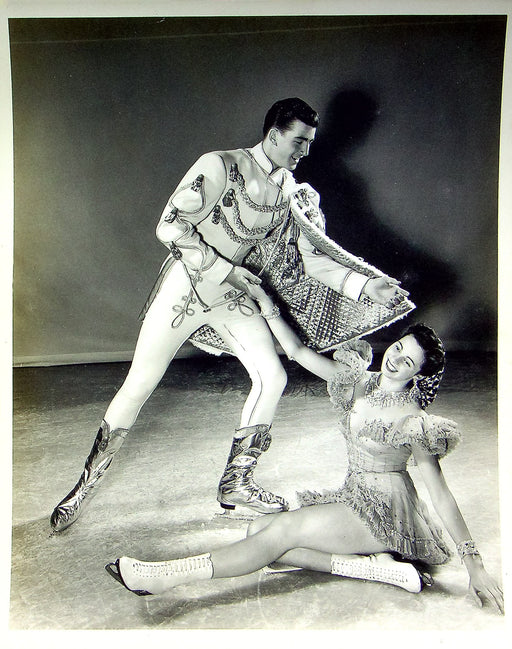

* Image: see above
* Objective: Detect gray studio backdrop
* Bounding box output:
[10,15,506,366]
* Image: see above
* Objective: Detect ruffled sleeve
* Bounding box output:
[393,414,461,459]
[328,340,373,410]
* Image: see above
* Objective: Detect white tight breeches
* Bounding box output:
[104,266,287,431]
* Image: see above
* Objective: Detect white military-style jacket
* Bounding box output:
[155,143,369,300]
[140,142,414,352]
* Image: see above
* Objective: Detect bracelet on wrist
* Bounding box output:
[456,539,480,562]
[260,304,280,320]
[339,270,354,295]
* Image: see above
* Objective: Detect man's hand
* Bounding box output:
[363,276,409,308]
[226,266,262,297]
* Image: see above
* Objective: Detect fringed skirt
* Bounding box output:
[296,469,451,565]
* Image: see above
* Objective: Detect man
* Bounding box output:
[50,98,410,532]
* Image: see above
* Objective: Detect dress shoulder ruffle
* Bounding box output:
[392,413,461,458]
[328,340,372,394]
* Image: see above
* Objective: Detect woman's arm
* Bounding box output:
[411,443,504,613]
[251,286,339,381]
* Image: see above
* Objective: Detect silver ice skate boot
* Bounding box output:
[217,424,289,514]
[50,420,128,532]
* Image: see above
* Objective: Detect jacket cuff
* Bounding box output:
[342,271,370,301]
[202,256,234,285]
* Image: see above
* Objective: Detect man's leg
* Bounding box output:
[211,308,289,513]
[50,272,199,532]
[214,310,287,426]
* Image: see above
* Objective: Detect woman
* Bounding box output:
[105,288,504,613]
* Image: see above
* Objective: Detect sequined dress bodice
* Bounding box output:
[297,340,460,565]
[344,419,412,473]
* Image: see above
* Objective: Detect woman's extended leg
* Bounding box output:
[245,512,337,573]
[240,508,425,593]
[108,503,423,595]
[107,502,428,597]
[211,503,387,577]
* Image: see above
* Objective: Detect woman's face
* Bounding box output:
[381,335,425,384]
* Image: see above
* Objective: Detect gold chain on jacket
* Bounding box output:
[230,162,289,213]
[212,202,286,246]
[210,163,289,245]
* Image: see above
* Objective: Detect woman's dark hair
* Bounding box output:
[263,97,319,137]
[402,323,445,377]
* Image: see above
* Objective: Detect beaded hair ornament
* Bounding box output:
[413,367,445,410]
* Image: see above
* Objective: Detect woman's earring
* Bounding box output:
[411,375,422,392]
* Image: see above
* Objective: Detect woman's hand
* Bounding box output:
[467,561,504,614]
[249,284,274,312]
[225,266,261,297]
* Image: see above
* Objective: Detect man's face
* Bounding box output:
[268,119,316,170]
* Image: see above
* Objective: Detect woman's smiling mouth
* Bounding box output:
[385,358,397,372]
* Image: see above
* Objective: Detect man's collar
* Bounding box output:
[248,142,282,176]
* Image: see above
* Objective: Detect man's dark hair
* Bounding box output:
[263,97,319,137]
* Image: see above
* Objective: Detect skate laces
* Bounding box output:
[331,554,417,584]
[131,555,211,579]
[252,485,286,504]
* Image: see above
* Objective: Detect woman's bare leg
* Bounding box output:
[110,503,425,594]
[210,503,388,578]
[246,514,340,573]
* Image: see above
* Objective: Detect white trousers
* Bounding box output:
[104,262,287,432]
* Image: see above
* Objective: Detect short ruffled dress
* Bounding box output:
[297,340,460,565]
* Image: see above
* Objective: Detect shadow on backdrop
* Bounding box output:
[296,88,462,340]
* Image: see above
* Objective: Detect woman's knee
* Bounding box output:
[249,511,296,545]
[246,512,276,537]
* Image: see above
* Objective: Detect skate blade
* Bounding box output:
[419,570,434,587]
[263,563,303,575]
[212,508,259,523]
